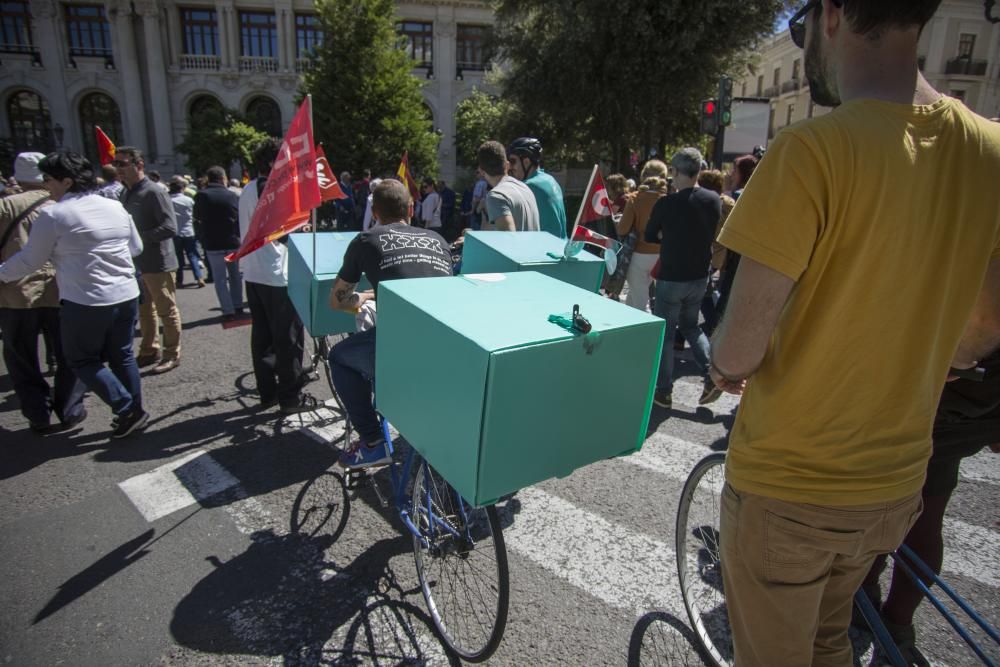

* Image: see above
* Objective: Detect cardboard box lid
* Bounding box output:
[288,232,359,277]
[380,271,660,354]
[465,231,603,267]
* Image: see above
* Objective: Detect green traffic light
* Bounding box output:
[721,111,732,126]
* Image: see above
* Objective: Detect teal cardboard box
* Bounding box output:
[376,271,664,506]
[461,231,605,293]
[287,232,371,336]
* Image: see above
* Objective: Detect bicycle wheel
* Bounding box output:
[676,452,732,667]
[312,334,350,413]
[411,461,509,662]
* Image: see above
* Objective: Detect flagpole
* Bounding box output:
[564,164,599,259]
[307,94,318,335]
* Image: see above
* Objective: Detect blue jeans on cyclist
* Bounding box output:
[328,329,391,468]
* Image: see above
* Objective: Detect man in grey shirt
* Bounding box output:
[477,140,539,232]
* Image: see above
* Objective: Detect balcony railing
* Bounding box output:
[180,54,220,71]
[0,43,42,66]
[68,48,114,69]
[763,85,779,97]
[945,57,987,76]
[295,57,314,73]
[239,56,278,73]
[780,78,801,94]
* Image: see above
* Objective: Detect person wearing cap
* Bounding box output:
[507,137,567,238]
[0,151,149,439]
[0,152,87,434]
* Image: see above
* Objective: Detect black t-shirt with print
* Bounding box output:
[338,222,453,294]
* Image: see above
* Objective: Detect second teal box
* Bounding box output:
[287,232,371,336]
[460,231,605,292]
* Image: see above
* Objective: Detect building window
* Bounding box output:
[188,94,224,122]
[240,11,277,58]
[792,59,801,80]
[8,89,53,153]
[773,67,780,87]
[246,96,281,136]
[397,20,432,68]
[79,92,122,166]
[64,4,112,57]
[180,8,217,56]
[951,89,966,103]
[958,33,975,59]
[740,82,746,97]
[295,14,322,58]
[456,24,490,71]
[756,75,763,96]
[0,0,34,53]
[785,103,795,126]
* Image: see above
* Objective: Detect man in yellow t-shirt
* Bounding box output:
[709,1,1000,665]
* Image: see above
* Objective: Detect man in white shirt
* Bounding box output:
[419,177,442,231]
[0,151,149,438]
[239,138,316,414]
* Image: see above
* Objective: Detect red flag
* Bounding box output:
[578,168,614,225]
[572,225,615,248]
[316,145,349,202]
[226,98,322,262]
[396,151,420,202]
[95,126,116,166]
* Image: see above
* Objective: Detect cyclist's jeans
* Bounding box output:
[328,328,381,443]
[720,483,922,667]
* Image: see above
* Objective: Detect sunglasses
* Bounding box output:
[788,0,821,48]
[111,159,133,167]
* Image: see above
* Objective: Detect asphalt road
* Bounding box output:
[1,279,997,666]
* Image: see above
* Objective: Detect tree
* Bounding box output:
[454,89,516,168]
[493,0,793,170]
[175,107,268,176]
[300,0,439,179]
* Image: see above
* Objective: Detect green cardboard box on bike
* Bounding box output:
[377,271,664,506]
[460,230,605,293]
[287,232,371,336]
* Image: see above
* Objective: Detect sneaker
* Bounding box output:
[869,621,930,667]
[653,390,672,409]
[196,279,206,288]
[280,392,320,415]
[151,358,179,374]
[339,439,392,469]
[111,407,150,438]
[699,378,724,405]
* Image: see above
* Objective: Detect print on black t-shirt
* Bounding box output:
[338,222,453,293]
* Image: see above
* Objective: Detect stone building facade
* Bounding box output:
[736,0,1000,140]
[0,0,495,181]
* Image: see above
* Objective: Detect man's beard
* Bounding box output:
[805,20,841,107]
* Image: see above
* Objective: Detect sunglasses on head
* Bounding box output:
[789,0,843,49]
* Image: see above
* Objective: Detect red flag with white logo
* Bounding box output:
[316,145,349,202]
[226,97,321,262]
[578,167,614,225]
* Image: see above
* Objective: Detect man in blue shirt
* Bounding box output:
[507,137,567,238]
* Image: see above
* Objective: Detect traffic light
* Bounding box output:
[719,76,734,127]
[700,99,718,135]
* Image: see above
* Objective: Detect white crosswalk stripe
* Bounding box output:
[118,449,240,522]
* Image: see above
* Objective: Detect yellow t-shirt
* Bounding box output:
[718,97,1000,505]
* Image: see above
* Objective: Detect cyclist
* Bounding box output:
[326,179,453,468]
[507,137,567,238]
[707,1,1000,664]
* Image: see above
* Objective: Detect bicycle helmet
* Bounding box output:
[507,137,543,164]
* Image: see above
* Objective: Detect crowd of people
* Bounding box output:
[0,2,998,665]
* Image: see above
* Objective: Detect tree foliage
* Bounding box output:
[176,107,268,176]
[493,0,792,170]
[454,89,518,168]
[301,0,439,179]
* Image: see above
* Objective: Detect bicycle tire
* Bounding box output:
[411,461,509,662]
[311,333,350,414]
[676,452,732,667]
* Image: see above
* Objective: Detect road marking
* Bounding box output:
[504,486,684,615]
[118,450,240,522]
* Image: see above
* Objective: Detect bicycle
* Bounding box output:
[305,333,349,412]
[341,412,511,662]
[675,452,1000,667]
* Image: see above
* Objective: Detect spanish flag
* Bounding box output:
[396,150,420,202]
[95,126,116,166]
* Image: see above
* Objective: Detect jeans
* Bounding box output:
[328,328,380,443]
[245,282,305,406]
[60,298,142,415]
[173,236,203,284]
[0,307,86,425]
[653,277,712,394]
[206,250,243,316]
